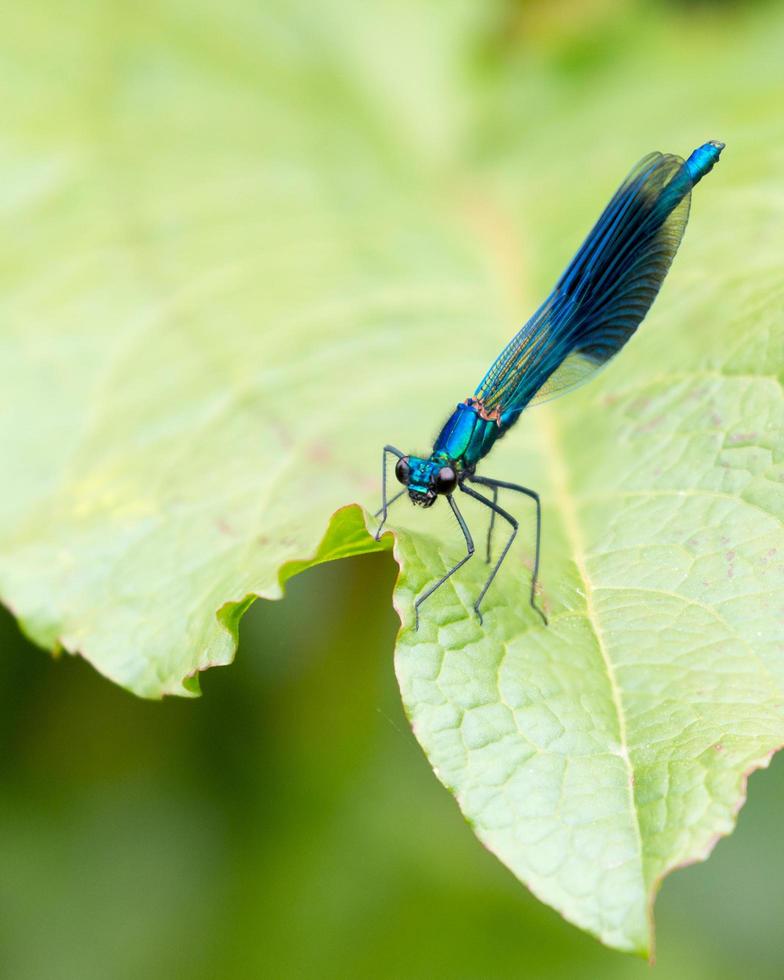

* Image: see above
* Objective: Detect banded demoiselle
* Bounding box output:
[375,140,724,628]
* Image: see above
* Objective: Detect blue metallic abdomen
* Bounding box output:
[685,140,724,184]
[432,402,500,468]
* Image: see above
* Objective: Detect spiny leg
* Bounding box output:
[485,485,498,564]
[374,489,405,519]
[459,484,517,625]
[468,474,547,625]
[374,445,404,541]
[413,495,475,630]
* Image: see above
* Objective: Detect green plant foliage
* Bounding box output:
[0,0,782,955]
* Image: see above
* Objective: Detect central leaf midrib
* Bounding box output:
[540,405,646,890]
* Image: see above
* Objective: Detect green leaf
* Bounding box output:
[1,0,783,955]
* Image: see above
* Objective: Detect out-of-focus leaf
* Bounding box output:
[1,0,782,954]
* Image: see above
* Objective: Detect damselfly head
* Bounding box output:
[396,455,457,507]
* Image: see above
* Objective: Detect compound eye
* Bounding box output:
[435,465,457,495]
[394,456,411,486]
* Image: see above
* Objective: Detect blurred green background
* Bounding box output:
[2,552,784,979]
[2,0,783,976]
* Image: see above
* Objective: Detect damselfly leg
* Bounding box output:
[374,445,405,540]
[465,474,547,626]
[374,490,405,519]
[413,495,474,630]
[485,485,498,563]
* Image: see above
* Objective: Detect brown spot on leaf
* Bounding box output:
[307,442,332,464]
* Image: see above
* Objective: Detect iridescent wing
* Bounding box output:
[474,151,693,422]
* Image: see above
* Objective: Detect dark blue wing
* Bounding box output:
[474,151,695,420]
